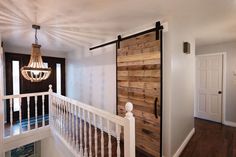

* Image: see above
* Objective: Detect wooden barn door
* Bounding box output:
[117,32,162,157]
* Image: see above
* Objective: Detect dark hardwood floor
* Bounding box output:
[181,118,236,157]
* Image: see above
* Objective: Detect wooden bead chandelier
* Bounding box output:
[21,25,51,82]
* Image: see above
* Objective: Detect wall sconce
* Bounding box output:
[183,42,191,54]
[233,70,236,76]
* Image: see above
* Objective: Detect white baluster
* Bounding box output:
[60,99,63,134]
[72,104,75,146]
[124,102,135,157]
[62,100,64,134]
[84,110,88,157]
[63,100,66,137]
[42,95,45,126]
[19,97,22,133]
[48,84,53,126]
[59,99,61,131]
[61,99,63,134]
[67,100,69,140]
[107,120,112,157]
[93,114,98,157]
[69,102,72,142]
[116,124,121,157]
[75,106,79,151]
[35,96,38,129]
[54,96,57,128]
[10,98,13,136]
[88,112,92,157]
[61,99,63,135]
[52,96,55,127]
[27,97,30,131]
[53,97,56,128]
[59,99,62,134]
[100,116,104,157]
[70,103,73,144]
[56,97,59,130]
[51,96,54,127]
[79,108,83,156]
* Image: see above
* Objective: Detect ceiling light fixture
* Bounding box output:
[21,25,51,82]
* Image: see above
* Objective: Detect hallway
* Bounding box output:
[181,118,236,157]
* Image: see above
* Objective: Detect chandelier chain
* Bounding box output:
[35,28,38,45]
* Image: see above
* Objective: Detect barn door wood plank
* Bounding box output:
[117,32,161,157]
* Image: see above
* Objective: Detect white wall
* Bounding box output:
[162,20,172,157]
[65,20,196,157]
[66,45,116,113]
[171,20,195,157]
[162,18,195,157]
[0,21,196,157]
[41,136,74,157]
[196,41,236,123]
[0,34,4,157]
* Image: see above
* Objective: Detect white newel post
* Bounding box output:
[0,46,4,157]
[124,102,135,157]
[48,85,53,126]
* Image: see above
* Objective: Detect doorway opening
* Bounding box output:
[195,52,226,124]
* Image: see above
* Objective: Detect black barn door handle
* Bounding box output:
[154,97,158,118]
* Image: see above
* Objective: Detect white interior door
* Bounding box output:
[196,54,223,123]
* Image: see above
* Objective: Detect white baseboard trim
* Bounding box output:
[224,121,236,127]
[173,128,195,157]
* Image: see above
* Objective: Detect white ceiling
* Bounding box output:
[0,0,236,53]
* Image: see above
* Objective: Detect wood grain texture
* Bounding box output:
[117,52,160,63]
[117,32,161,157]
[117,59,160,67]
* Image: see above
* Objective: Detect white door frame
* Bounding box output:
[0,46,4,157]
[195,52,227,124]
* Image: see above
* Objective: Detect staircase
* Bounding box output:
[0,85,135,157]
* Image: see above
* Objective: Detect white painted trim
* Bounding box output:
[0,47,4,157]
[194,55,197,117]
[3,126,50,152]
[224,121,236,127]
[1,91,49,100]
[51,93,135,157]
[51,92,128,126]
[222,52,227,124]
[196,52,225,57]
[195,52,227,124]
[173,128,195,157]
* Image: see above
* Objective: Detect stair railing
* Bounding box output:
[49,85,135,157]
[1,85,135,157]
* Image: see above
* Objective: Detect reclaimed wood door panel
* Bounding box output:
[117,32,162,157]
